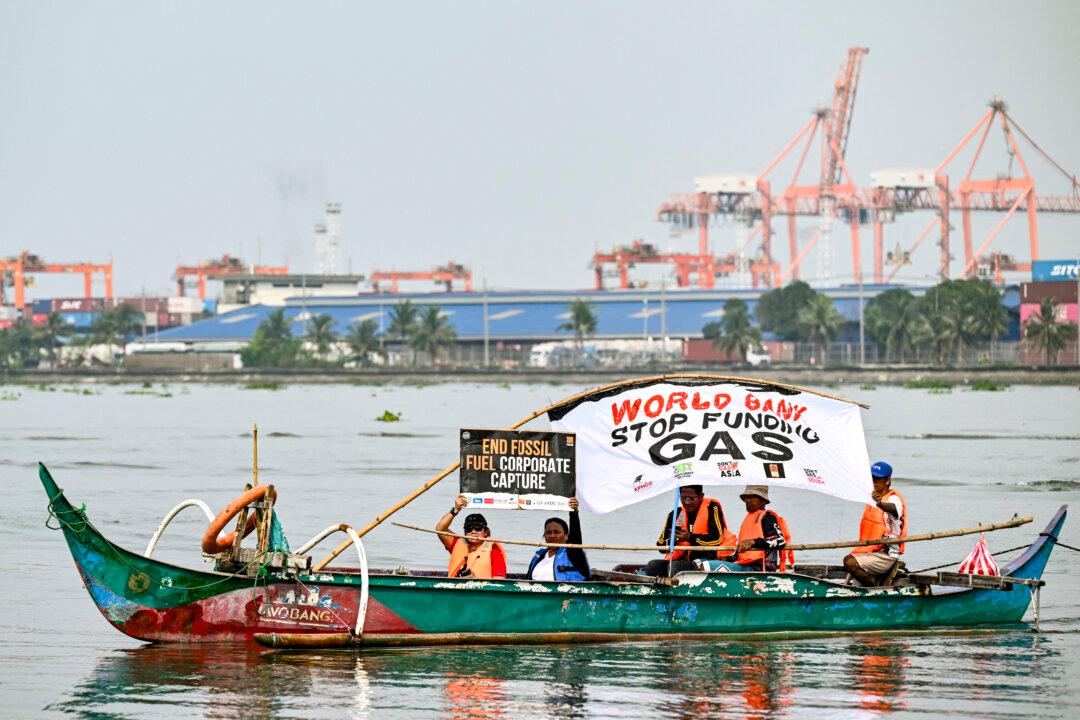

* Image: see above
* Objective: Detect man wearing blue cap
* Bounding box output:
[843,461,907,586]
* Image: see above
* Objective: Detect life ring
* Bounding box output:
[201,485,276,554]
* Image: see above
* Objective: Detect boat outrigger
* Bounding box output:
[40,376,1065,648]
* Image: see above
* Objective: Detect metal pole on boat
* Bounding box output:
[252,423,259,486]
[666,489,680,577]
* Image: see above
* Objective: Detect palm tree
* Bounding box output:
[388,300,419,365]
[90,304,142,362]
[345,319,383,366]
[557,299,597,351]
[259,309,293,345]
[963,279,1009,362]
[0,324,39,369]
[865,289,928,362]
[36,313,71,366]
[702,299,761,363]
[409,306,456,366]
[796,294,844,366]
[305,314,337,359]
[1024,298,1078,365]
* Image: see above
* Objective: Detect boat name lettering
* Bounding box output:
[264,605,334,624]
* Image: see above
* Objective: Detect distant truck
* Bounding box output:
[683,339,772,366]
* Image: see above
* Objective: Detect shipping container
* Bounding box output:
[157,312,173,327]
[60,312,100,329]
[1032,260,1080,283]
[1021,282,1078,304]
[167,296,201,314]
[869,168,937,189]
[682,338,778,365]
[0,319,14,330]
[1020,302,1078,325]
[118,297,165,313]
[52,297,107,313]
[31,300,52,314]
[0,306,21,321]
[31,313,50,327]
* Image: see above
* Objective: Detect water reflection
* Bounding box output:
[50,631,1074,718]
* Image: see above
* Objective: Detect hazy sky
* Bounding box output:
[3,1,1078,298]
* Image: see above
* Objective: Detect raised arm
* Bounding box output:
[435,495,468,551]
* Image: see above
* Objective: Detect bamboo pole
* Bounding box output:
[313,374,868,571]
[390,515,1032,553]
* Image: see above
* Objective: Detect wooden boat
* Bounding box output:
[39,461,1064,648]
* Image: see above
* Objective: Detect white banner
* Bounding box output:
[549,379,873,514]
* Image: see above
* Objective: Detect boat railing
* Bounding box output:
[295,525,370,637]
[144,499,216,558]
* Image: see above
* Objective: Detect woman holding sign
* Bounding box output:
[526,497,591,581]
[436,495,507,579]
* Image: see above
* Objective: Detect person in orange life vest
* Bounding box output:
[644,485,736,577]
[436,495,507,579]
[704,485,791,572]
[843,461,907,586]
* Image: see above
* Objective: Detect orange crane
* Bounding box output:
[657,47,870,287]
[876,98,1080,282]
[371,262,473,293]
[592,239,780,289]
[0,251,113,310]
[175,254,289,299]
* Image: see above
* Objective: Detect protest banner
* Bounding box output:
[459,429,576,511]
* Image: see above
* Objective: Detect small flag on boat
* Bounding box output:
[957,534,999,576]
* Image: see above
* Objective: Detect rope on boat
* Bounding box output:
[910,532,1079,574]
[46,490,279,594]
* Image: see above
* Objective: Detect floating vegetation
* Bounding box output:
[1014,479,1080,492]
[351,379,384,387]
[123,389,173,398]
[927,387,953,394]
[61,386,100,396]
[903,379,954,390]
[37,383,56,392]
[376,410,402,422]
[244,382,283,391]
[969,380,1011,392]
[859,383,877,391]
[496,381,511,390]
[359,431,438,438]
[1,391,20,401]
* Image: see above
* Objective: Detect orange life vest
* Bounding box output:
[852,488,907,554]
[734,509,794,571]
[447,539,505,578]
[665,497,738,560]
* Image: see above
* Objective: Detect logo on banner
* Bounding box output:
[716,461,742,478]
[803,468,825,485]
[632,474,653,493]
[764,463,786,479]
[673,461,694,480]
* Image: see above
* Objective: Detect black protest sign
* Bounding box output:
[459,429,576,511]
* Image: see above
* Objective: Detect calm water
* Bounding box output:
[1,381,1078,718]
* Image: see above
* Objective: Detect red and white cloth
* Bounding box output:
[958,534,1000,576]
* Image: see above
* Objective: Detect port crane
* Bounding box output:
[371,262,473,293]
[175,254,289,299]
[656,47,870,287]
[0,251,113,310]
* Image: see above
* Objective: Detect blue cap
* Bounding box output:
[871,461,893,478]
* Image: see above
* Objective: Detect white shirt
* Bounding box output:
[881,493,905,556]
[531,552,557,581]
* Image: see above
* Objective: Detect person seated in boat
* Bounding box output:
[701,485,792,572]
[436,495,507,579]
[526,497,591,581]
[643,485,736,577]
[843,461,907,586]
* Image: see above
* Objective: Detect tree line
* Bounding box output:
[240,300,456,368]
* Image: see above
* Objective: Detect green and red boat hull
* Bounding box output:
[41,463,1064,645]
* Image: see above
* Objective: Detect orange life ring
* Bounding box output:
[201,485,276,554]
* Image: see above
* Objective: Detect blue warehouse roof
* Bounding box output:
[155,285,929,344]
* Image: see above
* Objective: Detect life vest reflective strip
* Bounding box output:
[527,547,587,581]
[665,498,737,560]
[734,509,793,571]
[447,539,504,578]
[852,488,907,554]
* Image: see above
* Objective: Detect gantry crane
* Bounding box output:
[657,47,870,287]
[371,262,473,293]
[874,98,1080,282]
[592,239,780,290]
[0,251,113,310]
[175,254,289,299]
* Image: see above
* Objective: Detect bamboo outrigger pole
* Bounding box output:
[391,515,1032,553]
[313,375,868,571]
